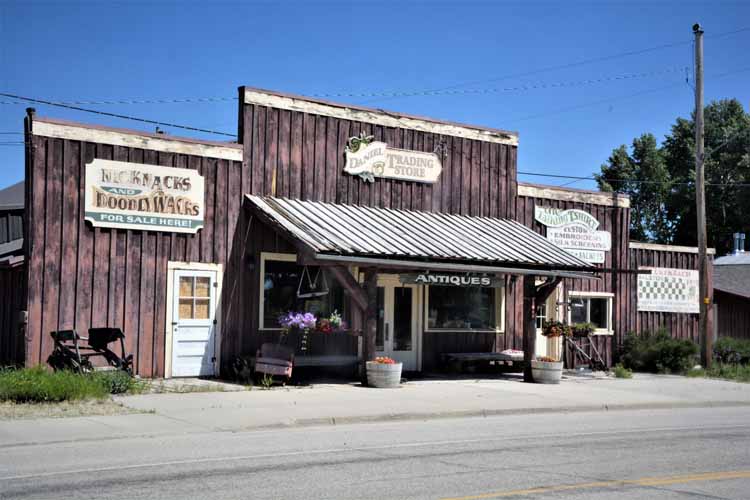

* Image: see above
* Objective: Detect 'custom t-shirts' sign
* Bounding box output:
[534,206,611,264]
[637,267,699,314]
[84,158,205,234]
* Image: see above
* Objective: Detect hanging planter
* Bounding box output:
[366,357,402,388]
[531,356,563,384]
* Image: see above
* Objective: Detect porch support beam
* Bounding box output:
[362,267,378,385]
[326,265,368,312]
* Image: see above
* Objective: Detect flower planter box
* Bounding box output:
[366,361,402,388]
[531,359,563,384]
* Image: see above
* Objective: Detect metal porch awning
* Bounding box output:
[245,196,597,279]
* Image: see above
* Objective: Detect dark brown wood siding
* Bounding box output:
[238,100,519,366]
[0,209,23,245]
[512,194,629,366]
[0,264,25,366]
[715,290,750,340]
[24,132,243,377]
[240,103,517,215]
[625,247,711,345]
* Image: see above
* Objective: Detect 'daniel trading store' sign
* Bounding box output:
[343,132,442,183]
[535,206,611,264]
[84,159,205,234]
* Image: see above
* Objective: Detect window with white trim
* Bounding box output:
[259,253,347,330]
[425,282,504,332]
[568,293,613,334]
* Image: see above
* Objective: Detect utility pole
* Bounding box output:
[694,23,711,368]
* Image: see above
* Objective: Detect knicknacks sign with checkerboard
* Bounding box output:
[637,267,699,314]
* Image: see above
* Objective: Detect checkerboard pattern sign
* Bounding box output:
[637,267,699,314]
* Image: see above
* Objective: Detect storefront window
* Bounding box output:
[262,257,346,329]
[427,286,496,330]
[570,295,612,332]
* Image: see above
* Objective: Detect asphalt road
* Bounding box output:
[1,407,749,500]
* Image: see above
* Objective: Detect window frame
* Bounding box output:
[423,281,505,333]
[567,291,614,335]
[259,252,298,331]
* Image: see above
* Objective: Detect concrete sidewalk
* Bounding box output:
[1,373,749,447]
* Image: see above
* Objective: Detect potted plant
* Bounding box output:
[278,312,317,353]
[571,322,596,338]
[541,320,569,361]
[366,356,402,388]
[531,355,564,384]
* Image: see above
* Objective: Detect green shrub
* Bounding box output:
[90,370,141,395]
[0,367,140,403]
[713,337,750,365]
[620,330,698,374]
[0,367,109,403]
[613,363,632,379]
[706,363,750,382]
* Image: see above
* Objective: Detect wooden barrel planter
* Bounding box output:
[366,361,402,388]
[531,359,563,384]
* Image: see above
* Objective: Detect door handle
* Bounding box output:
[385,323,389,341]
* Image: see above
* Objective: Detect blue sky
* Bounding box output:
[1,0,748,190]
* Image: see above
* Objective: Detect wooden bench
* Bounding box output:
[441,352,525,373]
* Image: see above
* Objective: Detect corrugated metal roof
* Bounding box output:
[246,196,594,272]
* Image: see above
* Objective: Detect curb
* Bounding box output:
[226,400,750,431]
[4,400,750,448]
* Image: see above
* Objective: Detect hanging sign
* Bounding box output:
[84,158,205,234]
[535,206,611,264]
[343,132,442,183]
[399,273,503,287]
[637,267,699,314]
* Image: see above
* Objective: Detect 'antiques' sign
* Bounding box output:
[399,273,503,287]
[637,267,699,314]
[535,206,611,264]
[84,159,205,234]
[343,132,442,183]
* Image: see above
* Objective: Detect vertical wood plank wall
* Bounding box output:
[239,101,519,369]
[0,265,25,366]
[24,132,243,377]
[715,290,750,340]
[624,246,712,345]
[514,192,707,366]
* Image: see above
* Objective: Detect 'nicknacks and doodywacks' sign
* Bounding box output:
[84,159,205,234]
[343,132,442,183]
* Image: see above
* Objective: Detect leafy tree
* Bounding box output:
[597,99,750,254]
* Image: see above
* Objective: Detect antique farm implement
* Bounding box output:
[48,327,133,374]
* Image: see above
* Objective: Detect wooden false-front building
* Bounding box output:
[0,87,712,378]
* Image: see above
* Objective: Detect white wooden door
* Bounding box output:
[172,270,217,377]
[375,277,418,371]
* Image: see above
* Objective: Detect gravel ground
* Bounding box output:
[0,399,137,420]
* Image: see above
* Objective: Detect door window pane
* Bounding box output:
[194,299,210,320]
[428,286,495,329]
[376,287,385,351]
[179,299,193,319]
[195,277,210,297]
[179,277,193,297]
[393,287,412,351]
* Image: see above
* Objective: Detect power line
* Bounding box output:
[355,25,750,105]
[0,92,236,138]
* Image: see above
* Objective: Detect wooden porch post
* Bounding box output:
[362,267,378,385]
[523,275,537,383]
